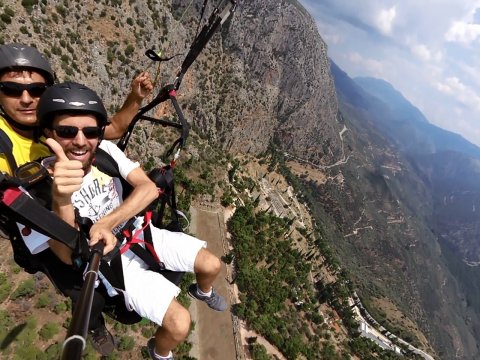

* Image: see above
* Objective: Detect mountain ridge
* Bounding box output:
[1,0,480,359]
[332,59,480,359]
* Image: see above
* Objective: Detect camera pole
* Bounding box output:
[61,242,104,360]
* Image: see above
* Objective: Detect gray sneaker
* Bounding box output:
[90,325,115,356]
[147,338,174,360]
[188,283,227,311]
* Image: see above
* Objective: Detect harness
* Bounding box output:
[0,137,184,324]
[92,148,186,286]
[0,130,183,274]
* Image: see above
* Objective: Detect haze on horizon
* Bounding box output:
[298,0,480,147]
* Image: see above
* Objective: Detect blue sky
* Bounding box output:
[297,0,480,146]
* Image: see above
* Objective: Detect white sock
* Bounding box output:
[155,350,173,360]
[197,285,212,297]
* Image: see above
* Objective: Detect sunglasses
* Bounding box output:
[53,125,104,139]
[0,81,48,97]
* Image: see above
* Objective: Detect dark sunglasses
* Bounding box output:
[0,81,48,97]
[53,125,104,139]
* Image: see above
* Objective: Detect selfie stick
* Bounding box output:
[61,242,104,360]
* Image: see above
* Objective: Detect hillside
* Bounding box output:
[331,61,480,358]
[1,0,480,359]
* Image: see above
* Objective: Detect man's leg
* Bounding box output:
[148,227,227,311]
[193,248,221,292]
[149,299,191,359]
[188,248,227,311]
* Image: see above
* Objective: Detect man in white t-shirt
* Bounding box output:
[0,43,154,356]
[36,81,227,360]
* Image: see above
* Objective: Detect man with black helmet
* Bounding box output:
[0,43,153,175]
[0,43,153,356]
[38,82,227,360]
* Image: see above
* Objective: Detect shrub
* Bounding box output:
[35,293,51,308]
[53,300,68,314]
[124,44,135,57]
[118,335,135,351]
[4,6,14,17]
[22,0,39,14]
[22,0,39,6]
[39,322,59,340]
[10,278,35,300]
[55,4,67,18]
[0,13,12,24]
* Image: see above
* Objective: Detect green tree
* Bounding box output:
[251,343,272,360]
[10,278,35,300]
[35,293,51,308]
[39,322,59,340]
[118,335,135,351]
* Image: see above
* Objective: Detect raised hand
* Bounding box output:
[45,137,84,200]
[131,71,153,101]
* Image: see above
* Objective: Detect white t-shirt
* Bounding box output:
[22,140,139,254]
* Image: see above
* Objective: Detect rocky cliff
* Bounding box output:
[2,0,479,358]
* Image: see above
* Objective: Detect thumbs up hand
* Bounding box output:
[45,138,84,200]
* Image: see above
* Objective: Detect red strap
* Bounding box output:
[119,212,161,263]
[2,187,23,206]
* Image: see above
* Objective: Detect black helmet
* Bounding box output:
[37,82,109,130]
[0,43,55,85]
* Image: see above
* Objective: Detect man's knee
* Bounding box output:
[195,248,221,275]
[161,300,191,341]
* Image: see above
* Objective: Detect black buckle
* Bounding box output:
[14,161,49,188]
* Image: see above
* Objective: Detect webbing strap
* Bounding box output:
[1,186,78,250]
[119,212,161,264]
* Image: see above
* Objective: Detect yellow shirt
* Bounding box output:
[0,116,51,175]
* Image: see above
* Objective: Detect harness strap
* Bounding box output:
[120,212,165,271]
[99,255,125,290]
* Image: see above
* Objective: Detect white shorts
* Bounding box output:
[120,223,206,326]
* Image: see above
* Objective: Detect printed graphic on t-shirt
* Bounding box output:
[72,167,125,234]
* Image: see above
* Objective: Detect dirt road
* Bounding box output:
[189,206,237,360]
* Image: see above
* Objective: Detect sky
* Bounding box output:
[297,0,480,147]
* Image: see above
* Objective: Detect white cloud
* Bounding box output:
[458,62,480,87]
[346,52,384,77]
[314,21,344,45]
[376,6,397,35]
[436,77,480,112]
[408,43,443,63]
[445,21,480,43]
[410,43,431,61]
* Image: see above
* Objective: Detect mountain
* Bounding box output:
[332,61,480,359]
[332,66,480,160]
[1,0,480,359]
[346,74,480,268]
[354,76,429,125]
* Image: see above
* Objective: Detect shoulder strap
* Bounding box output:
[93,147,121,178]
[0,128,18,172]
[93,147,133,198]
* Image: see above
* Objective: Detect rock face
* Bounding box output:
[3,0,480,358]
[219,0,341,164]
